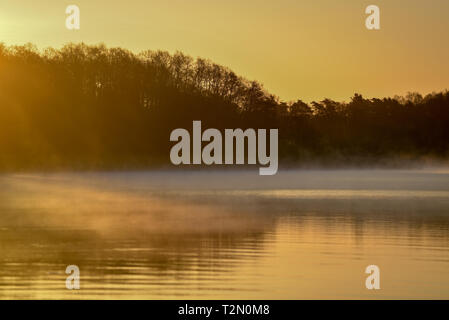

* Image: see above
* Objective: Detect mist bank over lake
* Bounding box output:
[5,167,449,191]
[2,156,449,174]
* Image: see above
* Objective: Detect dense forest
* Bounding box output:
[0,43,448,170]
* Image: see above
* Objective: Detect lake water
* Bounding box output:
[1,169,449,299]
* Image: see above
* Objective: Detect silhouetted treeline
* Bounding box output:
[0,43,448,170]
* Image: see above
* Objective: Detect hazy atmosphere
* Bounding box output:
[1,1,449,302]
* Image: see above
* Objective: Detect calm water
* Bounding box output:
[1,169,449,299]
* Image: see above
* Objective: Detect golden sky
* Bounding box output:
[1,0,448,102]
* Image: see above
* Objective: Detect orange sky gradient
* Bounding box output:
[0,0,448,102]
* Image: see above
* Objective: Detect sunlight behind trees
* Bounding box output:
[0,43,448,170]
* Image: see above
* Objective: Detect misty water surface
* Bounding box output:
[0,169,449,299]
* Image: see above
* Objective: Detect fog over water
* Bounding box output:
[0,169,449,299]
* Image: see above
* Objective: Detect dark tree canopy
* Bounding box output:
[0,42,448,170]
